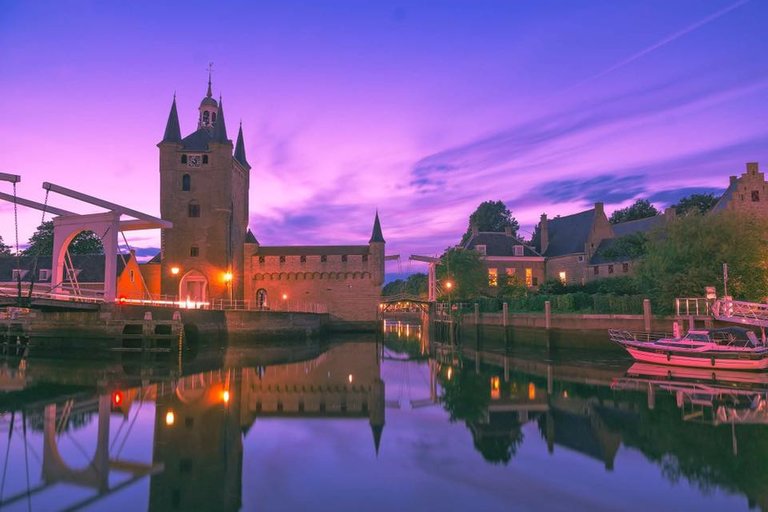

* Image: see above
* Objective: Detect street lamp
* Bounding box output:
[223,271,233,306]
[170,266,181,305]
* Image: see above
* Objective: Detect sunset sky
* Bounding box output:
[2,0,767,274]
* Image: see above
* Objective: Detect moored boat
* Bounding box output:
[608,327,768,370]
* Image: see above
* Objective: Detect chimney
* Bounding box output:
[539,213,549,254]
[747,162,759,175]
[730,175,738,184]
[594,202,604,216]
[471,222,479,236]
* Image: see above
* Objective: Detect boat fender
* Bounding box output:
[667,352,671,362]
[710,356,716,367]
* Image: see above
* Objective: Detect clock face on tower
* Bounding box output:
[188,155,202,167]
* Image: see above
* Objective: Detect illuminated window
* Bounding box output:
[558,271,566,284]
[525,268,533,287]
[476,244,486,256]
[513,245,524,256]
[490,376,501,400]
[488,268,498,287]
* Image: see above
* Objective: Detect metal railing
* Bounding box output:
[675,297,713,317]
[118,295,328,314]
[712,298,768,328]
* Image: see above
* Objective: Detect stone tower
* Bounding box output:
[158,76,251,303]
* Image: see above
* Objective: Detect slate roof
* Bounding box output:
[181,128,212,151]
[212,98,228,143]
[711,180,737,213]
[612,215,664,236]
[161,97,181,143]
[245,229,258,244]
[146,252,161,264]
[464,232,541,257]
[234,124,250,168]
[369,212,385,243]
[0,254,132,283]
[544,209,595,257]
[589,239,633,265]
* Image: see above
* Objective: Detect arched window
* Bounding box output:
[202,155,208,164]
[211,112,217,125]
[188,201,200,218]
[181,154,187,164]
[256,288,268,309]
[182,174,191,191]
[190,246,199,257]
[202,111,210,125]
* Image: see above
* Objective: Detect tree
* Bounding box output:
[636,212,768,312]
[609,199,659,224]
[673,193,720,216]
[22,221,105,256]
[436,248,486,299]
[381,273,428,297]
[460,200,520,245]
[0,235,11,255]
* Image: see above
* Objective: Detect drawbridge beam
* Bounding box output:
[410,255,439,302]
[0,172,21,183]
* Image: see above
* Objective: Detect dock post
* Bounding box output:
[545,301,551,330]
[643,299,652,332]
[502,302,508,327]
[474,303,480,324]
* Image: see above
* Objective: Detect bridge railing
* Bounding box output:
[118,295,328,314]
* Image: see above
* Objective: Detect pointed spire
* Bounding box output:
[206,66,213,98]
[234,122,250,168]
[369,211,385,243]
[161,96,181,143]
[212,95,229,143]
[371,424,383,456]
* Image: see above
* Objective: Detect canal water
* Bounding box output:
[1,321,766,511]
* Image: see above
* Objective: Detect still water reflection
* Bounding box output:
[1,321,767,511]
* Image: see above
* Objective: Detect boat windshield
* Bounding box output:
[683,333,710,342]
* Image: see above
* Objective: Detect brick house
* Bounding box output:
[463,226,545,290]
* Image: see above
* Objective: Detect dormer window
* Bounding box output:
[513,245,524,256]
[476,245,487,256]
[39,269,51,281]
[11,269,27,281]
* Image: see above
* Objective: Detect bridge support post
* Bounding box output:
[643,299,652,331]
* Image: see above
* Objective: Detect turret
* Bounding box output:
[368,211,385,286]
[197,71,219,131]
[160,96,182,144]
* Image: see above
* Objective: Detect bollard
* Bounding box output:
[474,303,480,324]
[643,299,652,332]
[673,321,681,338]
[545,301,551,330]
[502,302,508,327]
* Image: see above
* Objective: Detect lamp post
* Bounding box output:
[445,280,454,317]
[223,270,233,307]
[170,266,180,305]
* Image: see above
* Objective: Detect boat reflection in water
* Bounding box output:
[2,325,768,511]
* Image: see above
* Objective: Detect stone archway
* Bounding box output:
[256,288,268,309]
[179,270,208,306]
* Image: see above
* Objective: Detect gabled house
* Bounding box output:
[538,202,613,285]
[463,226,545,289]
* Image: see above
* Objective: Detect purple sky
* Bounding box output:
[2,0,767,272]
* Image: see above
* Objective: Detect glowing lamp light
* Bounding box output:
[490,376,501,400]
[282,293,288,300]
[223,272,233,283]
[446,367,453,380]
[528,382,536,401]
[348,374,353,383]
[222,390,230,403]
[445,281,453,289]
[111,391,123,407]
[170,266,180,276]
[165,411,175,426]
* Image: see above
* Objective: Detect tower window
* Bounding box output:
[279,256,286,263]
[182,174,191,191]
[202,155,208,164]
[211,112,217,125]
[341,255,348,263]
[362,254,368,263]
[181,154,187,164]
[300,255,307,264]
[188,201,200,218]
[752,191,760,202]
[321,255,327,263]
[202,111,210,126]
[190,246,199,257]
[258,256,265,264]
